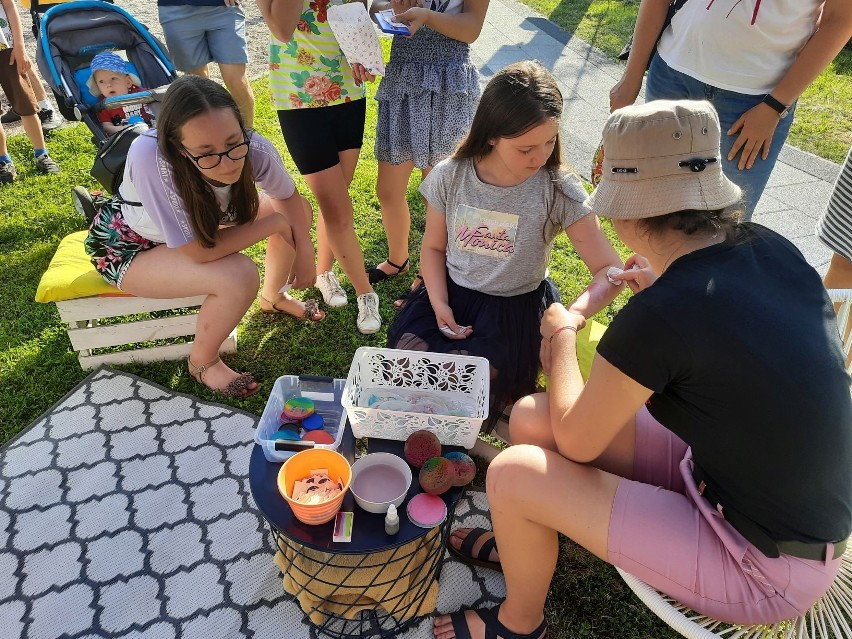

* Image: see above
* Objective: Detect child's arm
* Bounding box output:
[2,0,31,76]
[421,200,472,339]
[563,214,624,318]
[392,0,489,43]
[256,0,305,43]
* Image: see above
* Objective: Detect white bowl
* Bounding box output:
[349,453,412,514]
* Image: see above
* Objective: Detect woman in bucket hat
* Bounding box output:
[435,100,852,639]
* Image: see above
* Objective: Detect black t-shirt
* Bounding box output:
[597,223,852,543]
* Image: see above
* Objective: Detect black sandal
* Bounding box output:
[447,527,502,573]
[367,256,409,284]
[444,607,548,639]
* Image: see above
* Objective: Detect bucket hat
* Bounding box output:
[585,100,742,219]
[86,51,141,97]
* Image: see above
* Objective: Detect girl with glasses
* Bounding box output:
[85,74,321,399]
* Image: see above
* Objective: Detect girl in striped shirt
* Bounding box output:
[258,0,383,335]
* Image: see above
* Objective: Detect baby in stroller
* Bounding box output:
[87,51,153,135]
[35,0,178,218]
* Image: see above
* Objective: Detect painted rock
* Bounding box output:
[404,430,442,469]
[443,451,476,486]
[418,456,455,495]
[282,396,315,420]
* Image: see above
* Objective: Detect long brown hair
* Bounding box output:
[454,61,573,240]
[454,60,564,167]
[156,75,259,248]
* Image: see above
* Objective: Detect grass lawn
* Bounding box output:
[516,0,852,164]
[0,47,688,637]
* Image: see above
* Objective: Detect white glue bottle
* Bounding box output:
[385,503,400,535]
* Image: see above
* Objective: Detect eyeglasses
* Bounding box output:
[183,133,250,170]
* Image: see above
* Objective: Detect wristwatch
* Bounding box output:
[761,94,791,119]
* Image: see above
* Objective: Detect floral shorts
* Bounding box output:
[85,199,158,288]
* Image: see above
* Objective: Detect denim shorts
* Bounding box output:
[158,5,248,71]
[645,53,795,221]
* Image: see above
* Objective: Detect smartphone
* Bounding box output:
[376,9,411,36]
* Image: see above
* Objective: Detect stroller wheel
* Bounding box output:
[72,186,99,227]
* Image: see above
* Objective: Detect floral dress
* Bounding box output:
[268,0,366,109]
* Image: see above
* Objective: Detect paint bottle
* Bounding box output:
[385,503,400,535]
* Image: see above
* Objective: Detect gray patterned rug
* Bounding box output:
[0,367,505,639]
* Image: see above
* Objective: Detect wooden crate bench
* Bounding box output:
[37,231,236,370]
[56,294,237,370]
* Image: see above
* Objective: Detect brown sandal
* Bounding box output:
[260,294,325,322]
[188,356,260,399]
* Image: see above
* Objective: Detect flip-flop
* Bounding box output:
[367,256,409,284]
[444,607,548,639]
[446,527,502,573]
[393,273,424,310]
[260,294,325,322]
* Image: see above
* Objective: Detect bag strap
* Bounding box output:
[113,188,142,208]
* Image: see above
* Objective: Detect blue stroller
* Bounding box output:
[34,0,177,204]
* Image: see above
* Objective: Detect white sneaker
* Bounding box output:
[316,271,347,307]
[356,292,381,334]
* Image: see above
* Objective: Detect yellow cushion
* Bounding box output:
[576,319,607,382]
[35,231,125,302]
[18,0,74,9]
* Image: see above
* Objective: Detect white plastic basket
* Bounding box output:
[255,375,347,462]
[342,347,490,449]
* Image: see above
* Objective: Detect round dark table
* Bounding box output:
[249,425,465,638]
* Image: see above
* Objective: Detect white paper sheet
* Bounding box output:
[327,2,386,77]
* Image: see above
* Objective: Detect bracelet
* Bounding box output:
[549,325,578,343]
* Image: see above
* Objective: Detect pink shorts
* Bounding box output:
[607,408,841,625]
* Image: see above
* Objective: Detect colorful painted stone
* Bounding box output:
[418,456,455,495]
[282,396,315,420]
[443,451,476,486]
[404,430,442,469]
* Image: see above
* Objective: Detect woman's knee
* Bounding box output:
[216,253,260,293]
[486,444,541,501]
[508,393,550,445]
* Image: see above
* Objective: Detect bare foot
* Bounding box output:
[449,528,500,564]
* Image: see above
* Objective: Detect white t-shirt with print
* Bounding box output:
[657,0,823,95]
[419,157,589,297]
[0,4,13,50]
